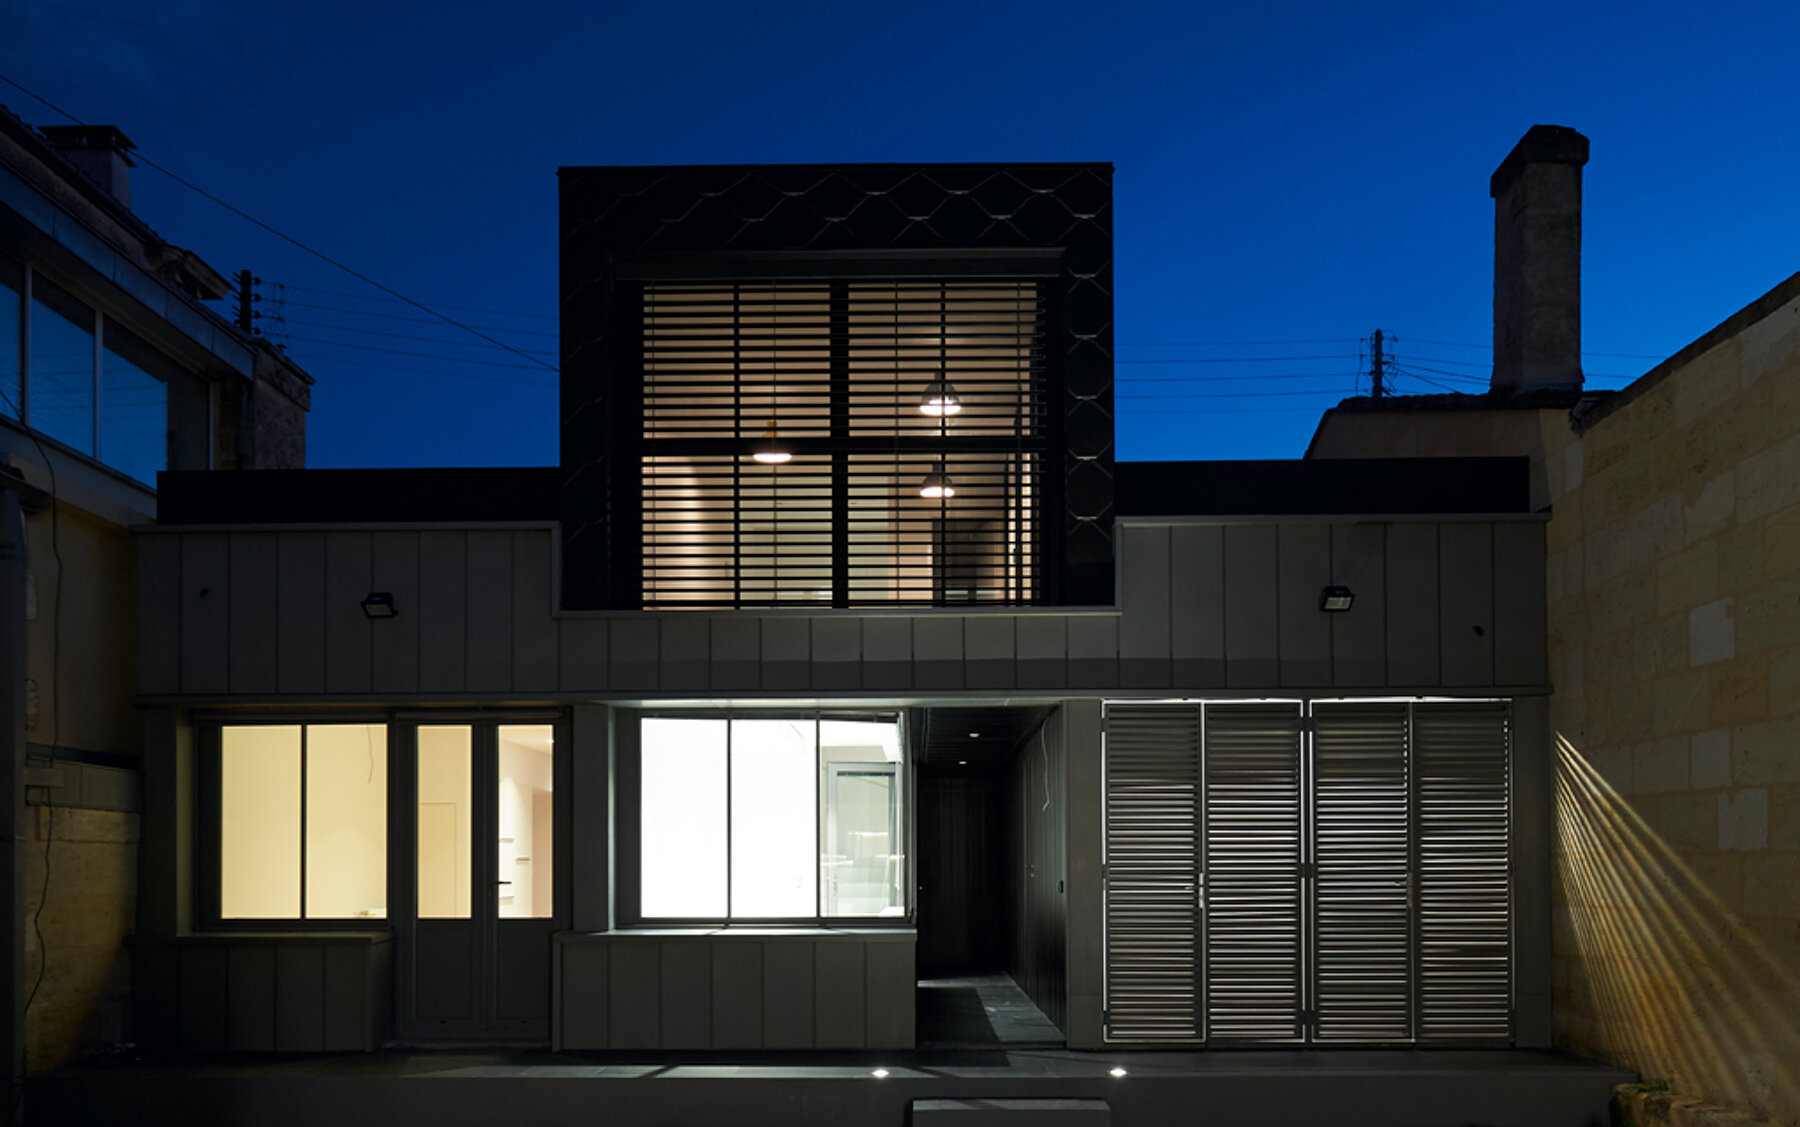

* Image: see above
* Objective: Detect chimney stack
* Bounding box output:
[37,124,137,209]
[1490,124,1588,395]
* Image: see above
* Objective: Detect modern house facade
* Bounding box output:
[120,160,1556,1072]
[0,104,310,1103]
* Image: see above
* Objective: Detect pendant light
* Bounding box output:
[918,463,955,499]
[752,418,791,465]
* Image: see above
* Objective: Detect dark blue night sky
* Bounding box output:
[5,1,1796,468]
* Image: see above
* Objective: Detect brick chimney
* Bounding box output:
[1490,124,1588,395]
[38,124,137,209]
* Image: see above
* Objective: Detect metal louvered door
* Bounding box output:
[1311,702,1414,1042]
[1415,702,1512,1043]
[1102,704,1202,1041]
[1203,703,1306,1043]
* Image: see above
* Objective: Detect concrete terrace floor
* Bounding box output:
[31,1046,1634,1127]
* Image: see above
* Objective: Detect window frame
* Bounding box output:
[613,260,1060,611]
[198,717,395,931]
[616,707,914,929]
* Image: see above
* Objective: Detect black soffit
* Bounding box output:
[917,705,1054,771]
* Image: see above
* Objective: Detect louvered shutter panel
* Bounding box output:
[1203,702,1304,1042]
[1414,701,1512,1042]
[1311,702,1414,1041]
[1102,704,1201,1040]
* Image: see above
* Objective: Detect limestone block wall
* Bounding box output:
[1544,281,1800,1125]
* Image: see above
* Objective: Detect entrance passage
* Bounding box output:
[1102,700,1511,1045]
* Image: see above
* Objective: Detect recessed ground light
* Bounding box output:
[969,731,980,738]
[1109,1067,1128,1078]
[871,1068,890,1079]
[959,760,968,766]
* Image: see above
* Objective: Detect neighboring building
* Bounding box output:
[60,160,1620,1127]
[0,104,311,1103]
[1312,126,1800,1126]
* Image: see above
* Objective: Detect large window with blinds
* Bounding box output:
[634,277,1047,608]
[1102,699,1511,1046]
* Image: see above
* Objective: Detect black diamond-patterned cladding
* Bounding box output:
[559,162,1115,608]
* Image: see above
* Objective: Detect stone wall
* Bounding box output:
[1544,282,1800,1125]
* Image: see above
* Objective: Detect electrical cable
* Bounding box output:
[279,300,558,337]
[277,318,556,356]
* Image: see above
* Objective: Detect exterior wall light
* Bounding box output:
[871,1068,890,1079]
[751,419,792,465]
[361,592,398,619]
[918,379,963,416]
[1319,585,1355,612]
[918,465,955,499]
[1109,1066,1128,1078]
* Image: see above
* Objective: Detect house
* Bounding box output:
[0,105,311,1103]
[35,148,1640,1125]
[1311,126,1800,1127]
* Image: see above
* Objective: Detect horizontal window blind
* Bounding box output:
[637,277,1046,609]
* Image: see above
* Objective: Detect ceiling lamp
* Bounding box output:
[751,419,791,465]
[918,465,955,499]
[918,379,963,417]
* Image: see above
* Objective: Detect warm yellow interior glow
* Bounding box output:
[1555,736,1800,1119]
[418,725,472,919]
[221,726,301,919]
[305,724,388,919]
[498,725,554,919]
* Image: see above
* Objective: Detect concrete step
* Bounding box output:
[913,1098,1110,1125]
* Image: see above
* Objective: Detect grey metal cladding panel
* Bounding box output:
[1492,522,1546,685]
[132,944,179,1050]
[914,617,964,690]
[417,531,467,693]
[322,943,368,1050]
[323,532,374,695]
[761,616,811,690]
[558,617,610,693]
[177,944,229,1052]
[762,941,814,1049]
[276,533,327,695]
[812,617,862,691]
[864,938,915,1048]
[137,534,182,696]
[1439,523,1495,686]
[657,615,710,693]
[227,943,277,1051]
[609,617,659,691]
[559,941,609,1049]
[512,531,558,692]
[1328,524,1386,688]
[369,532,421,695]
[465,530,513,693]
[227,533,280,695]
[1170,524,1225,688]
[1385,524,1440,687]
[660,940,712,1049]
[711,941,763,1050]
[179,534,230,696]
[813,940,865,1049]
[709,616,760,691]
[862,617,912,690]
[609,941,661,1049]
[1277,524,1331,687]
[1067,615,1119,689]
[1223,524,1279,687]
[1016,615,1068,689]
[964,615,1016,690]
[275,943,326,1051]
[1118,525,1172,688]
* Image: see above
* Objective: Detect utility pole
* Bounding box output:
[1370,329,1386,398]
[236,269,258,334]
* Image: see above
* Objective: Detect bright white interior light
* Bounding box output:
[641,718,728,918]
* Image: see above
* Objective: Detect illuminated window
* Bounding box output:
[637,713,906,921]
[218,724,388,920]
[636,279,1045,608]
